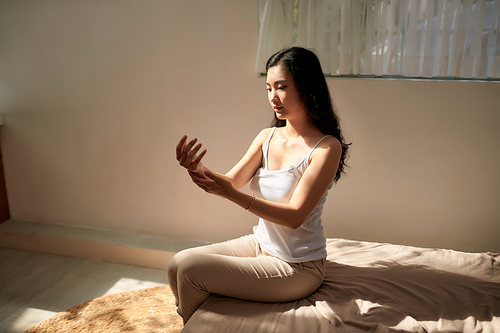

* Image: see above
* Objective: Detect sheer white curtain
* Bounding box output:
[256,0,500,79]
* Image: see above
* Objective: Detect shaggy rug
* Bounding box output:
[24,285,183,333]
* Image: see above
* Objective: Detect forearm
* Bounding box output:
[225,188,307,230]
[189,170,312,230]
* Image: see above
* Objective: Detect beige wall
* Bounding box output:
[1,0,499,253]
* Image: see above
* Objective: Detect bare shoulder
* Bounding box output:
[253,127,274,144]
[319,135,341,150]
[242,128,274,154]
[312,136,342,162]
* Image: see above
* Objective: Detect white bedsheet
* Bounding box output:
[183,238,500,333]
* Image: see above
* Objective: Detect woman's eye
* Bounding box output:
[278,86,287,90]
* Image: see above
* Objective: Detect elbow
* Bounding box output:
[268,206,310,230]
[271,215,304,230]
[281,205,314,229]
[285,213,308,230]
[288,223,302,231]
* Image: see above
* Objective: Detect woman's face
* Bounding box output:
[266,65,306,121]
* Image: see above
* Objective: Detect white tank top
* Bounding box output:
[250,128,333,263]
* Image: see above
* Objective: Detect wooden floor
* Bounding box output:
[0,248,167,333]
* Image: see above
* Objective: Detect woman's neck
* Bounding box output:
[283,116,321,140]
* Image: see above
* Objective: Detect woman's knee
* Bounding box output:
[177,253,213,283]
[167,250,209,281]
[166,249,190,281]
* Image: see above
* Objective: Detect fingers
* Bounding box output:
[186,143,203,162]
[192,148,207,165]
[181,138,198,162]
[176,135,206,170]
[176,135,187,161]
[204,170,216,180]
[189,170,209,184]
[176,135,197,164]
[188,170,213,192]
[188,170,203,183]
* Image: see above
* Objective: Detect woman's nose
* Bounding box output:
[270,90,278,102]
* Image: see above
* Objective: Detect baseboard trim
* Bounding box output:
[0,230,174,270]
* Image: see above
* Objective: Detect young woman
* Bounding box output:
[167,47,349,324]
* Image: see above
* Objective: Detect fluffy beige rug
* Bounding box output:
[24,285,183,333]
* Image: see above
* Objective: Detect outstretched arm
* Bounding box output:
[176,129,270,190]
[189,136,342,230]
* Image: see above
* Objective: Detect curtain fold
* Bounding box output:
[256,0,500,79]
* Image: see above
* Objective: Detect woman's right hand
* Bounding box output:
[176,135,207,175]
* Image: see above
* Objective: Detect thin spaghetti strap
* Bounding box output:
[302,135,332,166]
[312,135,332,150]
[265,127,277,145]
[262,128,277,169]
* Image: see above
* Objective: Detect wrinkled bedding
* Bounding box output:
[183,238,500,333]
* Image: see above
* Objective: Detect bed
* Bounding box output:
[182,238,500,332]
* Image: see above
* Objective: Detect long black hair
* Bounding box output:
[266,47,350,182]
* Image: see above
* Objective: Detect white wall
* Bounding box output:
[326,79,500,252]
[1,0,499,253]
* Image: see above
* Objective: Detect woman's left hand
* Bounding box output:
[188,170,235,199]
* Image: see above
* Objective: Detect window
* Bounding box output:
[256,0,500,79]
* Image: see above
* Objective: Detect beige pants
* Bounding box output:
[166,234,326,322]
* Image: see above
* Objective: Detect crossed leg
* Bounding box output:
[166,234,325,322]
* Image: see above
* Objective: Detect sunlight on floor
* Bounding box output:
[103,277,165,296]
[9,308,58,332]
[9,278,165,332]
